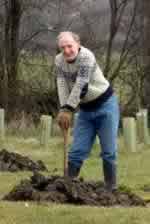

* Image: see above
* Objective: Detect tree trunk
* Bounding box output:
[0,0,21,112]
[142,0,150,109]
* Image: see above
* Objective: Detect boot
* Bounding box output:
[67,162,81,178]
[103,160,117,192]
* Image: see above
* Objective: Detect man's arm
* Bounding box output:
[56,65,70,108]
[65,55,96,111]
[56,65,72,130]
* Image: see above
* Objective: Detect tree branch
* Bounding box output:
[19,28,58,50]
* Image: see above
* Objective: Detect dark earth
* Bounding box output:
[3,172,146,207]
[0,149,47,172]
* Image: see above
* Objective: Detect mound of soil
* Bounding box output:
[3,172,146,207]
[0,149,47,172]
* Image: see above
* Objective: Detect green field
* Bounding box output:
[0,135,150,224]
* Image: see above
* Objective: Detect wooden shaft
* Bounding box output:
[63,129,69,176]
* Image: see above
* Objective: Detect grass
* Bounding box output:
[0,202,150,224]
[0,134,150,223]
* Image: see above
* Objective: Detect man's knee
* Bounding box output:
[100,151,117,163]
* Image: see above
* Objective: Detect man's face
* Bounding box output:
[58,35,80,62]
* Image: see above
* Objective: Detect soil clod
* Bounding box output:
[0,149,47,172]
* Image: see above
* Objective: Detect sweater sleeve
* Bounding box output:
[55,65,70,107]
[66,55,96,110]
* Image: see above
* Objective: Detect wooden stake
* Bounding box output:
[123,117,137,152]
[40,115,52,147]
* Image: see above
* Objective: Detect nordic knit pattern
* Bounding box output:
[55,46,109,111]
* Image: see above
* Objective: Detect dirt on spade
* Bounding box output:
[3,172,146,207]
[0,149,47,172]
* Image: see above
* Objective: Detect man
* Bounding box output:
[55,31,120,191]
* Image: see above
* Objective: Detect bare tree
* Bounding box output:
[104,0,139,80]
[0,0,57,113]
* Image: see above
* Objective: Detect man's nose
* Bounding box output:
[64,47,70,54]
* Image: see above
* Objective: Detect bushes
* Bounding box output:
[7,53,59,121]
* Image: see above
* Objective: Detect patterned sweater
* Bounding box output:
[55,46,111,112]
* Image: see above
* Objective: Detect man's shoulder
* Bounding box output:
[80,46,94,56]
[79,46,95,64]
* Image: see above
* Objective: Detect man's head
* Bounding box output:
[57,31,80,62]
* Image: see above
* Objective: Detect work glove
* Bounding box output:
[57,111,72,130]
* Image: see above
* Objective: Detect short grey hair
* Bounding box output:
[57,31,80,45]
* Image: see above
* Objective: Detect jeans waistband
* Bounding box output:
[79,86,113,111]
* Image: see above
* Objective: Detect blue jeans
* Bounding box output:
[68,94,120,168]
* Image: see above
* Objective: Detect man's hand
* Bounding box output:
[57,111,72,130]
